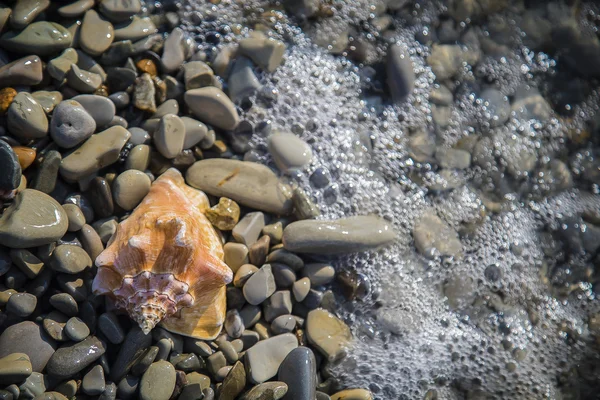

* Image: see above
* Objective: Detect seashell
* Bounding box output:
[92,168,233,339]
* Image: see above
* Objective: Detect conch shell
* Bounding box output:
[92,168,233,339]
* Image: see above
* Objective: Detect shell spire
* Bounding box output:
[92,168,233,339]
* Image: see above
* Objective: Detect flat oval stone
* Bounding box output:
[60,126,131,181]
[72,95,116,127]
[99,0,141,22]
[0,321,57,373]
[278,347,316,400]
[184,87,239,131]
[186,159,292,215]
[125,144,150,171]
[7,293,37,317]
[10,0,50,30]
[58,0,94,17]
[0,353,32,385]
[46,336,106,379]
[244,333,298,384]
[238,32,286,72]
[49,293,78,317]
[181,117,207,149]
[0,141,21,192]
[139,361,175,400]
[114,16,156,41]
[305,309,351,362]
[64,317,90,342]
[242,264,276,306]
[0,55,43,87]
[386,44,415,103]
[0,189,68,248]
[112,170,151,211]
[50,244,92,274]
[7,92,48,141]
[268,132,312,173]
[80,10,114,56]
[32,90,63,114]
[48,48,78,81]
[161,28,185,73]
[82,365,105,395]
[228,57,261,102]
[330,389,372,400]
[67,64,102,93]
[0,22,71,56]
[50,100,96,148]
[154,114,185,159]
[282,216,396,254]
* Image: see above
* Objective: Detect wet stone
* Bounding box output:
[181,117,207,149]
[0,56,43,87]
[292,187,320,220]
[64,317,89,342]
[99,0,141,22]
[49,244,92,274]
[114,16,156,41]
[480,88,511,128]
[272,263,296,288]
[58,0,94,18]
[224,242,249,273]
[0,353,32,385]
[155,114,185,159]
[0,142,21,193]
[205,197,240,231]
[264,290,293,322]
[184,87,239,131]
[49,294,78,317]
[262,222,283,244]
[238,32,286,72]
[80,9,114,56]
[6,292,36,317]
[267,249,304,271]
[271,315,296,335]
[79,224,104,260]
[228,57,262,102]
[219,361,245,400]
[268,132,313,173]
[98,312,125,344]
[234,264,258,288]
[435,147,471,170]
[305,309,351,362]
[55,380,77,398]
[330,389,372,400]
[131,346,158,376]
[109,91,130,109]
[278,347,316,400]
[46,336,106,379]
[386,44,415,103]
[224,309,244,338]
[50,100,96,149]
[56,275,87,302]
[173,353,201,373]
[161,28,185,73]
[244,333,298,384]
[243,264,276,305]
[82,364,105,395]
[0,321,56,373]
[183,61,214,90]
[72,95,116,128]
[242,382,288,400]
[303,263,335,286]
[30,151,61,194]
[293,278,311,302]
[207,351,226,377]
[67,65,102,94]
[10,249,43,279]
[10,0,50,30]
[117,375,139,400]
[18,371,45,399]
[0,22,71,56]
[109,327,152,382]
[233,212,265,247]
[7,92,48,141]
[48,48,77,81]
[63,204,85,232]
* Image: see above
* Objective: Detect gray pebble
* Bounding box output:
[386,44,415,103]
[242,382,288,400]
[58,0,94,18]
[18,371,45,398]
[480,88,510,127]
[184,87,239,131]
[152,99,179,119]
[109,327,151,382]
[155,338,171,361]
[271,315,296,335]
[82,365,105,395]
[78,224,104,260]
[0,55,43,87]
[268,132,313,173]
[131,346,158,376]
[207,351,226,377]
[50,100,96,148]
[72,95,116,127]
[56,274,87,302]
[0,22,71,56]
[0,321,57,373]
[232,212,265,247]
[244,333,298,384]
[183,61,214,90]
[80,9,114,56]
[108,91,130,109]
[30,150,61,194]
[117,375,139,400]
[292,278,310,302]
[238,31,286,72]
[161,28,185,73]
[228,57,262,102]
[125,144,151,171]
[64,317,90,342]
[266,249,304,271]
[114,16,156,41]
[10,0,50,30]
[46,336,106,379]
[183,339,212,357]
[62,204,85,232]
[154,114,185,159]
[303,263,335,286]
[264,290,293,322]
[239,304,261,328]
[224,309,244,338]
[49,293,78,317]
[7,293,37,317]
[67,64,102,93]
[278,347,316,400]
[32,91,62,114]
[272,263,296,288]
[99,381,117,400]
[99,0,141,22]
[243,264,276,306]
[49,244,92,274]
[7,92,48,141]
[218,340,238,364]
[112,170,151,211]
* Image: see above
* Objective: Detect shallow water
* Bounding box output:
[173,1,600,398]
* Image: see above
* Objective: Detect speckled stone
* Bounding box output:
[46,336,106,379]
[50,100,96,148]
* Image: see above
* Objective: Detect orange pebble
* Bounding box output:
[136,59,158,77]
[12,146,36,170]
[0,87,17,114]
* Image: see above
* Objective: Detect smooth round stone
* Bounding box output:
[303,263,335,286]
[186,159,293,215]
[243,264,276,306]
[271,314,296,334]
[305,309,351,362]
[244,333,298,384]
[92,217,117,243]
[80,9,114,56]
[224,310,244,338]
[10,0,50,30]
[46,336,106,379]
[58,0,94,18]
[161,28,185,73]
[0,55,43,87]
[272,263,296,288]
[98,312,125,344]
[0,22,72,56]
[292,278,311,302]
[239,304,261,329]
[181,117,207,149]
[50,100,96,149]
[278,347,316,400]
[125,144,151,171]
[67,64,102,93]
[64,317,90,342]
[243,382,288,400]
[43,311,69,342]
[184,87,239,131]
[71,95,116,127]
[154,114,185,159]
[0,189,68,248]
[62,204,85,232]
[82,365,105,395]
[386,44,415,103]
[49,293,78,317]
[112,170,151,211]
[32,90,62,114]
[267,249,304,271]
[128,127,150,145]
[49,245,92,274]
[0,322,57,373]
[7,293,37,317]
[108,91,130,109]
[234,264,258,288]
[0,141,21,192]
[0,353,32,385]
[268,132,312,173]
[114,16,157,41]
[480,88,510,127]
[88,177,114,218]
[139,361,176,400]
[282,216,396,254]
[99,0,141,22]
[413,211,462,258]
[238,32,286,72]
[7,92,48,141]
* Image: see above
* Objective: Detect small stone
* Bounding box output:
[55,380,78,398]
[131,346,158,376]
[303,263,335,286]
[242,382,288,400]
[79,224,104,260]
[249,235,270,267]
[183,61,214,90]
[244,333,298,384]
[0,353,32,385]
[109,91,130,109]
[99,0,141,22]
[154,114,185,159]
[413,210,462,258]
[46,336,106,379]
[80,9,114,56]
[49,294,78,317]
[224,242,249,273]
[218,340,238,364]
[82,365,105,395]
[262,222,283,244]
[239,305,261,329]
[31,91,62,114]
[480,88,510,128]
[224,309,244,338]
[126,144,151,171]
[161,28,185,73]
[292,278,311,302]
[292,187,320,220]
[278,347,316,400]
[268,132,312,173]
[271,315,296,335]
[71,95,116,127]
[435,147,471,170]
[243,264,276,305]
[203,198,240,231]
[30,151,61,194]
[282,216,396,254]
[65,317,90,342]
[427,44,467,81]
[112,170,151,211]
[7,292,36,317]
[330,389,373,400]
[139,361,175,400]
[134,73,156,113]
[234,264,258,288]
[228,57,261,102]
[67,65,102,94]
[60,126,131,181]
[264,291,293,322]
[233,212,265,246]
[266,249,304,271]
[56,275,87,302]
[10,249,43,279]
[58,0,94,18]
[386,44,414,103]
[186,159,293,215]
[10,0,49,29]
[216,366,231,381]
[0,56,43,87]
[117,375,139,400]
[110,327,152,382]
[49,245,92,274]
[93,217,118,243]
[186,373,210,390]
[272,263,296,288]
[220,362,245,400]
[238,32,286,72]
[172,353,201,373]
[114,16,157,41]
[87,177,114,219]
[184,87,239,131]
[0,22,71,56]
[181,117,208,149]
[62,204,85,232]
[7,92,48,141]
[206,352,226,377]
[43,311,69,342]
[48,48,78,81]
[0,141,21,193]
[12,146,35,172]
[0,322,57,373]
[0,88,17,115]
[50,100,96,148]
[305,309,351,362]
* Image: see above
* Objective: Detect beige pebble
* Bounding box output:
[112,170,151,211]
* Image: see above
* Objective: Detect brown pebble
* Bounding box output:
[136,59,157,77]
[212,140,228,154]
[0,87,17,114]
[12,146,36,170]
[94,85,109,97]
[205,197,240,231]
[249,235,270,266]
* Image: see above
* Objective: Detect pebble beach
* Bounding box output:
[1,0,600,399]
